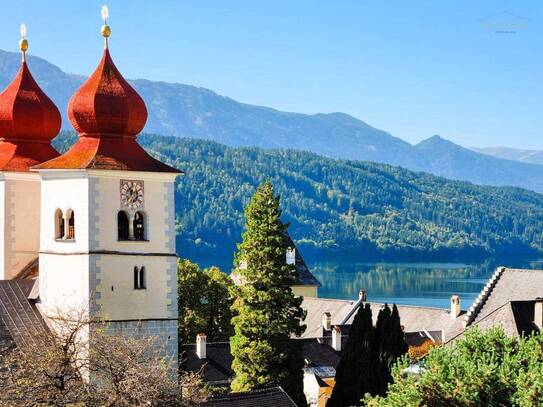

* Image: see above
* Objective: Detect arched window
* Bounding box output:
[133,211,145,241]
[54,209,64,239]
[117,211,129,240]
[134,266,146,289]
[67,210,75,240]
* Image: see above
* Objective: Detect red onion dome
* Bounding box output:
[0,62,61,142]
[67,49,147,137]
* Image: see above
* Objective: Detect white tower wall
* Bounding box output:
[38,169,178,361]
[0,172,41,280]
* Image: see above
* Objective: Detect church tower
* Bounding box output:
[34,9,180,361]
[0,26,61,279]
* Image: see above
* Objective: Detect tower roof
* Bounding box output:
[0,61,60,171]
[34,11,180,174]
[68,49,147,137]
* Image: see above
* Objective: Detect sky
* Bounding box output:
[0,1,542,149]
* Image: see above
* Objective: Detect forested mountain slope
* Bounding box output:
[54,132,543,262]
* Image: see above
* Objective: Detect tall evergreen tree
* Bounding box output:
[229,181,306,405]
[327,303,374,407]
[374,304,408,396]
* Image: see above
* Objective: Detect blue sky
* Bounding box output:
[0,1,542,149]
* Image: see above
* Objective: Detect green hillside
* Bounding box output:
[54,132,543,262]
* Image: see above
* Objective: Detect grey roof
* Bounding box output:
[449,300,540,342]
[470,268,543,326]
[181,337,341,384]
[203,387,297,407]
[301,297,465,341]
[283,231,321,287]
[181,342,233,384]
[0,279,49,349]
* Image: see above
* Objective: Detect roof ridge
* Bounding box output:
[463,267,506,327]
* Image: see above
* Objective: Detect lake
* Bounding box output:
[190,255,543,310]
[308,257,543,309]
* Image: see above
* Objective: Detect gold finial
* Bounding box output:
[19,23,28,63]
[101,5,111,49]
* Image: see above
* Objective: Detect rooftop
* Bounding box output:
[301,296,465,341]
[203,387,297,407]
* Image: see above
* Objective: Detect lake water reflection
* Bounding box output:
[307,258,543,309]
[191,254,543,310]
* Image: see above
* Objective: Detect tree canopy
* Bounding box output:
[177,258,233,343]
[365,328,543,406]
[229,181,306,405]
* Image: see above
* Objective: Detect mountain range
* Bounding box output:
[53,132,543,262]
[472,146,543,166]
[2,49,543,192]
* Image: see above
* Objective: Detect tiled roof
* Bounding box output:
[449,300,540,342]
[181,337,341,384]
[203,387,297,407]
[470,268,543,326]
[0,280,49,348]
[301,297,464,341]
[181,342,233,384]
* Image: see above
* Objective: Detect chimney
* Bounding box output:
[450,295,461,319]
[359,289,367,302]
[331,326,341,352]
[286,247,296,265]
[196,333,207,359]
[535,298,543,331]
[321,312,332,331]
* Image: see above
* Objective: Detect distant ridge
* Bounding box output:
[472,146,543,166]
[3,49,543,192]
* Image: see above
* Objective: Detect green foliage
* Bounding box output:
[328,304,408,406]
[177,258,233,343]
[374,304,409,396]
[365,328,543,406]
[54,132,543,261]
[327,303,375,407]
[229,181,306,405]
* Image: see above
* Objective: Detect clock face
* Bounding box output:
[120,180,144,209]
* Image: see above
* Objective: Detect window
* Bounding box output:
[54,209,64,239]
[134,266,146,289]
[117,211,129,240]
[67,210,75,240]
[133,211,145,240]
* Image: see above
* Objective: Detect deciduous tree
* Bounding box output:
[178,258,234,343]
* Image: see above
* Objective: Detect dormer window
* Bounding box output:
[286,247,296,265]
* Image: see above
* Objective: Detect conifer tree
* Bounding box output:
[327,303,374,407]
[374,304,408,396]
[229,180,306,405]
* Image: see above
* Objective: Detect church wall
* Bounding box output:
[4,173,41,279]
[92,254,177,321]
[0,179,5,279]
[89,170,176,255]
[39,253,91,316]
[39,172,90,253]
[89,319,178,363]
